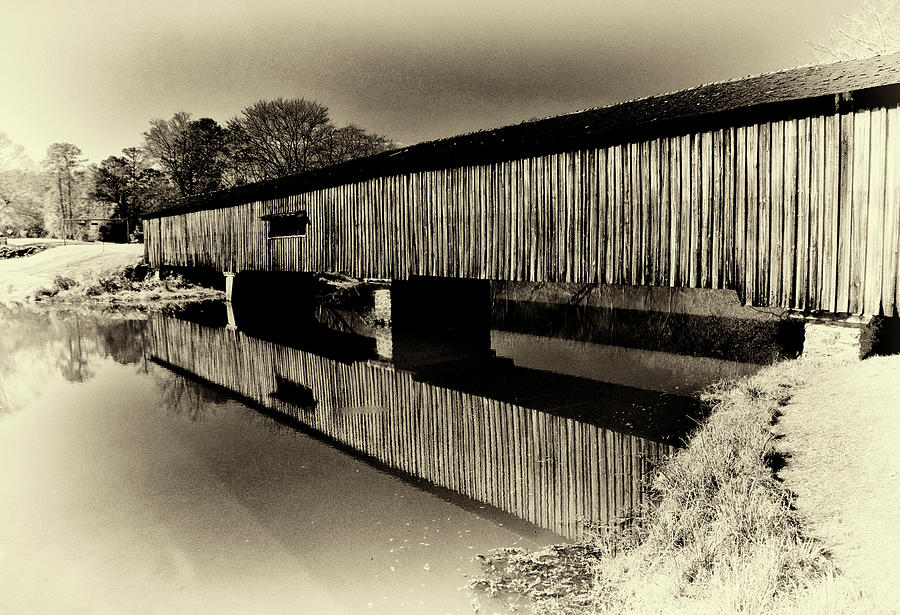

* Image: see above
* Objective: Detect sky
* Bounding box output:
[0,0,876,166]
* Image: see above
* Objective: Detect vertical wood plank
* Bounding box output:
[525,158,537,281]
[531,159,541,281]
[550,156,560,283]
[836,112,855,313]
[601,150,611,283]
[641,139,652,285]
[549,154,560,281]
[709,130,721,289]
[734,127,748,301]
[630,142,641,285]
[796,118,811,310]
[699,130,713,287]
[659,138,671,287]
[885,107,900,316]
[604,147,615,284]
[865,109,887,315]
[691,133,702,288]
[757,123,771,306]
[722,127,734,290]
[822,114,841,311]
[570,152,580,282]
[783,119,798,308]
[588,149,600,282]
[625,142,635,285]
[513,161,523,280]
[680,135,692,287]
[850,110,871,314]
[769,120,785,306]
[668,136,681,287]
[808,117,824,311]
[613,146,625,283]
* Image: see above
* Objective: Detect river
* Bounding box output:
[0,297,794,614]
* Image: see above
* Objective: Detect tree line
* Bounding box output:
[0,98,393,242]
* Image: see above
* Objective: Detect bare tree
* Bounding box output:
[42,143,85,238]
[142,112,229,197]
[227,98,332,182]
[317,124,394,168]
[228,98,394,182]
[809,0,900,60]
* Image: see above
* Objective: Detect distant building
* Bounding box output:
[64,218,127,242]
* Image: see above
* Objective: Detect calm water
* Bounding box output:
[0,300,775,614]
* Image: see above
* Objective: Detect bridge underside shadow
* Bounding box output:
[218,271,896,363]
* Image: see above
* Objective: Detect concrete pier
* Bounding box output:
[225,302,237,331]
[224,272,235,302]
[799,315,879,362]
[391,277,491,339]
[373,288,392,325]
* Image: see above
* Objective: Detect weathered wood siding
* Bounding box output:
[147,315,674,539]
[145,105,900,315]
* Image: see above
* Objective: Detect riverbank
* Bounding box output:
[36,261,224,310]
[472,353,900,614]
[0,243,222,309]
[0,243,144,304]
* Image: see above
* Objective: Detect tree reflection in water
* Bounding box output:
[157,371,230,422]
[56,317,94,383]
[0,306,150,408]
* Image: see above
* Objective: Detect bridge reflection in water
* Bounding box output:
[146,308,711,541]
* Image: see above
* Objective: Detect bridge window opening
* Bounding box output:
[262,210,310,239]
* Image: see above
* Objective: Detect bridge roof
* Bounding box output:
[146,52,900,219]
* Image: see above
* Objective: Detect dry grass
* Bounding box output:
[471,356,892,614]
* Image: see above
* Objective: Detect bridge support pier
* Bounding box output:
[224,272,235,302]
[373,288,392,325]
[388,277,494,369]
[800,315,871,362]
[391,277,491,338]
[225,302,237,331]
[800,315,900,362]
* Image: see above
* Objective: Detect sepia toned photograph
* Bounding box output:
[1,1,899,613]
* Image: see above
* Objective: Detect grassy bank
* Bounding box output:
[472,357,883,614]
[35,260,223,310]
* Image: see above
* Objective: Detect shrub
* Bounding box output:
[53,275,77,291]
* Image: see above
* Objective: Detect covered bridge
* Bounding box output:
[144,53,900,316]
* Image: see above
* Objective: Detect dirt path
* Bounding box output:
[776,355,900,608]
[0,243,144,304]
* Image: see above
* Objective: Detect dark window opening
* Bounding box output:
[270,374,318,411]
[261,210,311,238]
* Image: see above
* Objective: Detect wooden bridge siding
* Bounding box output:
[147,317,672,539]
[145,105,900,315]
